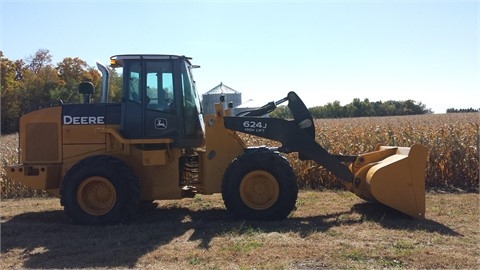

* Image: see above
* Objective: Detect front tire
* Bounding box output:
[222,149,298,220]
[60,155,140,225]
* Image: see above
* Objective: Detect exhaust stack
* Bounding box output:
[96,62,109,103]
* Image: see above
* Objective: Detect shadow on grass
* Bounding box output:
[1,201,460,269]
[350,202,463,236]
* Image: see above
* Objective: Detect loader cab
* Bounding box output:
[110,55,205,148]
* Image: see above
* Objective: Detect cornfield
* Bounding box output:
[1,113,478,198]
[238,112,479,191]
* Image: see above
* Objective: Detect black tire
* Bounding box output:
[221,149,298,220]
[60,155,140,225]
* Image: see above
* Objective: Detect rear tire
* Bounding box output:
[222,149,298,220]
[60,155,140,225]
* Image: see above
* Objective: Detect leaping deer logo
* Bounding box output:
[154,118,168,129]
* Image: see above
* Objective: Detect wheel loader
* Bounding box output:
[5,54,429,225]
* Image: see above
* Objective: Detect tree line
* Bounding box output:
[270,98,432,119]
[1,49,122,134]
[446,107,479,113]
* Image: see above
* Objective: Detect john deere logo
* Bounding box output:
[154,118,168,129]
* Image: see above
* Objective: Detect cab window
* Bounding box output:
[180,62,203,136]
[126,61,141,103]
[146,61,174,111]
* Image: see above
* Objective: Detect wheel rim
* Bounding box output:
[77,176,116,216]
[239,170,279,210]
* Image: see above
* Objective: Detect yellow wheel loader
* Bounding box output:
[5,54,428,225]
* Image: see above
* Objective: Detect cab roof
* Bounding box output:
[109,54,192,67]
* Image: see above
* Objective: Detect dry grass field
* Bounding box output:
[1,191,479,269]
[1,112,479,269]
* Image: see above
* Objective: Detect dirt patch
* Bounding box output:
[1,191,478,269]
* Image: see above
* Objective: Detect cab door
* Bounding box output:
[120,57,204,147]
[144,61,178,138]
[121,59,179,139]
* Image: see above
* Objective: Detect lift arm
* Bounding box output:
[224,92,355,183]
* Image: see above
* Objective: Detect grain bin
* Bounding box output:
[202,82,242,115]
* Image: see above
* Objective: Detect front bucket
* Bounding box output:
[351,144,429,218]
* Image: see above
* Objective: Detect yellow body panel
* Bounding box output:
[62,144,108,177]
[63,125,105,144]
[63,144,107,162]
[5,164,61,190]
[139,149,169,166]
[199,109,246,194]
[19,106,62,164]
[96,127,174,144]
[130,146,182,200]
[5,107,63,197]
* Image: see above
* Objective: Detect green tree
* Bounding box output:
[309,105,325,118]
[306,98,431,120]
[51,57,102,103]
[27,49,52,74]
[1,57,22,133]
[446,107,479,113]
[106,67,122,102]
[17,51,59,111]
[269,105,292,119]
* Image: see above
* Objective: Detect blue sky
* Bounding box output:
[1,0,478,113]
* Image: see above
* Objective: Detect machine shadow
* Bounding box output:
[1,203,460,269]
[350,202,463,236]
